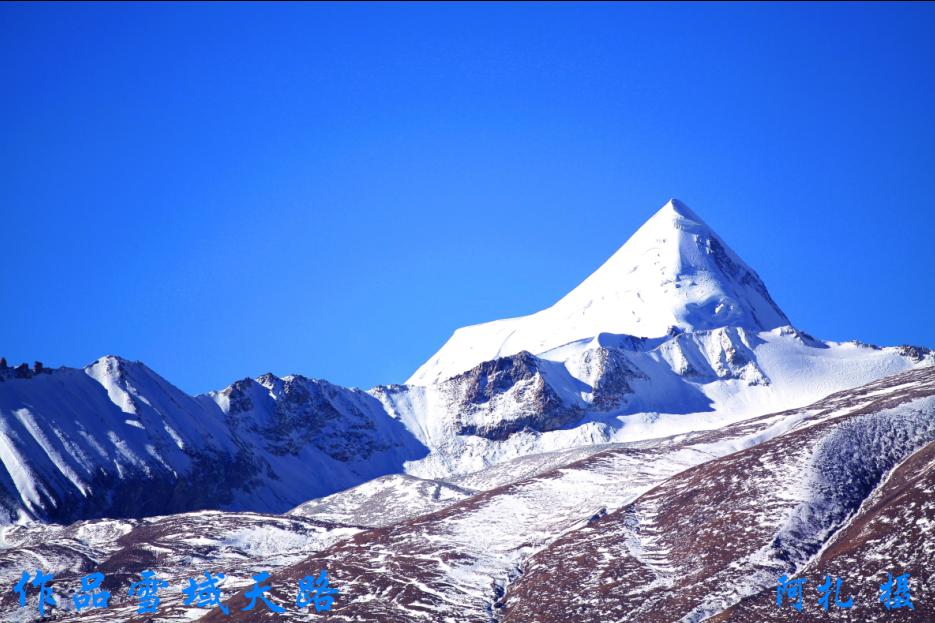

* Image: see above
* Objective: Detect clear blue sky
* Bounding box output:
[2,2,933,394]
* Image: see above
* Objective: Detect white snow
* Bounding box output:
[408,199,790,385]
[384,198,932,479]
[381,326,929,480]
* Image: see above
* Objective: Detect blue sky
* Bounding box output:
[2,2,934,393]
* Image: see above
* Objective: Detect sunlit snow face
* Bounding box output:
[407,199,789,387]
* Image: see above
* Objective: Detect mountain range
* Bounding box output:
[0,198,931,621]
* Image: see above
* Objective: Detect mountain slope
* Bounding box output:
[374,198,933,478]
[0,509,360,622]
[408,199,790,386]
[380,326,930,479]
[197,368,935,623]
[711,431,935,621]
[0,358,426,523]
[0,368,931,622]
[287,473,475,528]
[499,367,935,623]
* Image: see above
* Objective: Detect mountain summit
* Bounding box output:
[408,198,790,385]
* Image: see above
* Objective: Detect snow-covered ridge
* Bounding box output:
[0,356,426,524]
[378,324,931,479]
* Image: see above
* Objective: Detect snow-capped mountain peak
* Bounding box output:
[408,198,790,385]
[555,197,788,332]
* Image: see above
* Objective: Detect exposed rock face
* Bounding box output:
[440,351,584,440]
[655,326,768,384]
[897,344,933,362]
[576,346,646,412]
